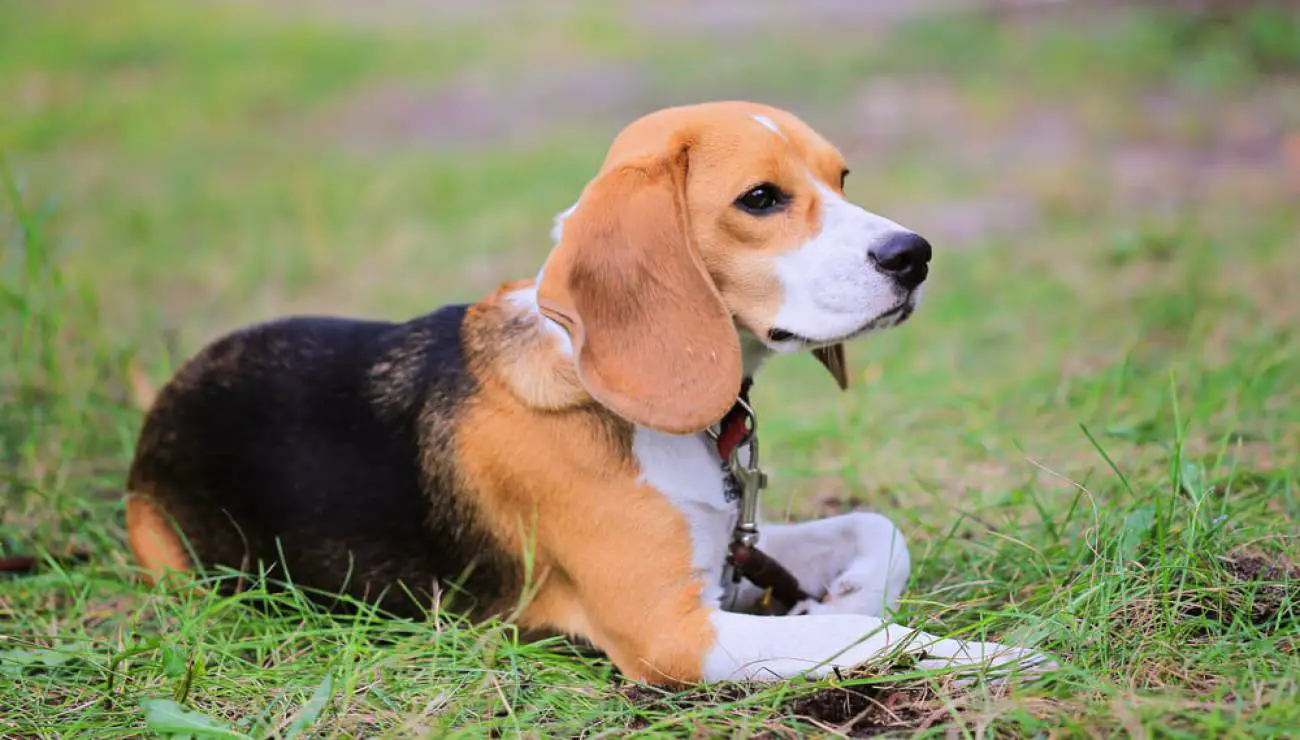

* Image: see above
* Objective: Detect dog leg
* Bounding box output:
[727,512,909,618]
[705,610,1052,682]
[547,504,1052,685]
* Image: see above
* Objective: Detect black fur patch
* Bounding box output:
[128,305,519,618]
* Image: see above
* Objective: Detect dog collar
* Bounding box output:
[710,379,812,610]
[714,378,755,466]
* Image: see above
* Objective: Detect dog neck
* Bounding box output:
[738,329,773,379]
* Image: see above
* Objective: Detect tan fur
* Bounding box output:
[458,311,715,682]
[484,278,588,411]
[125,493,191,584]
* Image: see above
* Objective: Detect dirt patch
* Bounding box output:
[782,681,937,735]
[1220,551,1300,626]
[621,671,984,737]
[1109,550,1299,645]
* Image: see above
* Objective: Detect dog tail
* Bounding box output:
[127,358,159,412]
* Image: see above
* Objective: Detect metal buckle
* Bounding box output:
[709,394,773,606]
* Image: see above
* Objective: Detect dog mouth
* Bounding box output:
[767,298,916,347]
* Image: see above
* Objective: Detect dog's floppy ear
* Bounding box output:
[812,344,849,391]
[536,143,742,434]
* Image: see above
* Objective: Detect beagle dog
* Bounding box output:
[125,101,1052,686]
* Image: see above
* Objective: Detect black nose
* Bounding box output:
[869,232,932,289]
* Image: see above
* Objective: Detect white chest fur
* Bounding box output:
[631,427,737,605]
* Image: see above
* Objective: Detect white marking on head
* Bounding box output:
[550,201,579,243]
[768,181,919,349]
[751,114,786,140]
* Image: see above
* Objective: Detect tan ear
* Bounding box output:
[812,344,849,391]
[536,145,742,434]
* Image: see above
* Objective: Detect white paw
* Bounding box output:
[824,567,896,617]
[786,568,895,618]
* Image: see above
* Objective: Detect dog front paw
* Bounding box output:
[824,569,893,616]
[785,568,895,618]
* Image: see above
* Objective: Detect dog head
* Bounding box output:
[537,101,931,434]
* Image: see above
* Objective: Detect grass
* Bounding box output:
[3,0,1299,736]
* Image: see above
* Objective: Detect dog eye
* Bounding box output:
[734,184,787,215]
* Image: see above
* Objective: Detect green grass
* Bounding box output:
[3,1,1298,736]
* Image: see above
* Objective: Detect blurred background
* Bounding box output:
[3,0,1298,557]
[3,2,1300,733]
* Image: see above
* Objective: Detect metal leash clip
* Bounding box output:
[711,394,811,613]
[723,395,766,549]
